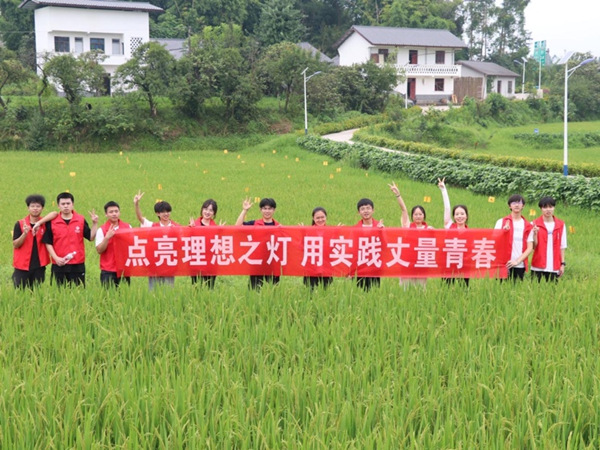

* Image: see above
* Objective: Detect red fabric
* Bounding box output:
[501,215,534,270]
[50,212,86,264]
[409,222,429,229]
[531,216,565,271]
[99,220,131,272]
[194,218,216,226]
[448,223,468,229]
[355,219,380,227]
[13,216,50,270]
[113,226,509,279]
[253,219,280,226]
[151,220,180,227]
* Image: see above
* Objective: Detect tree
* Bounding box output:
[254,0,306,47]
[382,0,457,31]
[0,47,32,110]
[114,42,175,117]
[258,42,320,112]
[43,51,106,106]
[490,0,529,57]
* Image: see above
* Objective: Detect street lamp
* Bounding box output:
[302,67,321,135]
[557,52,595,176]
[513,56,526,93]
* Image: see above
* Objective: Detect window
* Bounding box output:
[112,39,122,55]
[434,78,444,92]
[435,51,445,64]
[497,80,502,93]
[378,48,388,63]
[74,37,83,54]
[54,36,70,53]
[409,50,418,64]
[90,38,105,52]
[508,81,513,94]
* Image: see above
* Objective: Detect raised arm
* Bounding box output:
[133,190,145,224]
[31,210,58,235]
[235,197,253,226]
[438,178,451,228]
[89,209,99,241]
[388,181,409,228]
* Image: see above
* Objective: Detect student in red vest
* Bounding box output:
[12,194,52,289]
[96,201,132,288]
[42,192,98,287]
[303,207,333,290]
[235,197,280,289]
[133,190,179,289]
[189,198,218,288]
[531,196,566,282]
[389,182,431,289]
[494,194,534,281]
[438,178,470,286]
[355,197,384,291]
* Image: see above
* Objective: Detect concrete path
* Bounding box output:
[321,128,359,143]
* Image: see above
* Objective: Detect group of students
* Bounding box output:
[11,181,567,290]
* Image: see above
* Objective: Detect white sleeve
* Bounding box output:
[561,224,567,249]
[440,187,451,227]
[494,218,503,230]
[95,228,105,246]
[141,218,153,228]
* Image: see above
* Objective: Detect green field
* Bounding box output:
[465,121,600,165]
[1,135,600,447]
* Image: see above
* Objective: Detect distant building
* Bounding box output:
[456,60,519,101]
[19,0,163,94]
[296,42,333,64]
[334,25,468,105]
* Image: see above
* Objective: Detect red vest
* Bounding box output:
[355,219,380,227]
[152,220,179,227]
[501,215,534,270]
[531,216,565,271]
[50,212,86,264]
[448,223,468,229]
[99,220,130,272]
[194,218,216,226]
[13,216,50,270]
[253,219,279,226]
[410,222,429,229]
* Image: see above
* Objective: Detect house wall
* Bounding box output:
[337,33,371,66]
[490,76,516,98]
[34,6,150,76]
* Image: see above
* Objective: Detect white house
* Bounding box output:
[456,60,519,101]
[19,0,163,93]
[334,25,468,105]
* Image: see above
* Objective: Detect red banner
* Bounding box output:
[113,226,509,279]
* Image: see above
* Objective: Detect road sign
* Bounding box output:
[534,40,546,65]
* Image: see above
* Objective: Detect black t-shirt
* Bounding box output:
[13,221,41,270]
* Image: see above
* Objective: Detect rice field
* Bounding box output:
[1,134,599,447]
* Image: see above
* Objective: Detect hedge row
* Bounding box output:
[297,135,600,211]
[352,127,600,178]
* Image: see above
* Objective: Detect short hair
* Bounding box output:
[538,196,556,208]
[154,201,172,213]
[201,199,218,217]
[25,194,45,207]
[259,198,276,209]
[104,201,120,212]
[56,192,74,203]
[311,207,327,225]
[507,194,525,206]
[357,198,374,210]
[453,204,469,221]
[411,205,426,220]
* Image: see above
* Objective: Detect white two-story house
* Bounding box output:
[334,25,468,105]
[19,0,163,94]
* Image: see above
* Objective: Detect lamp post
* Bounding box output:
[513,56,526,93]
[302,67,321,135]
[557,52,595,176]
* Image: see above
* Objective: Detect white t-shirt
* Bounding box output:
[494,217,534,268]
[140,218,174,228]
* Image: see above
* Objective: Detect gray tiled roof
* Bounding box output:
[153,38,186,59]
[457,60,519,77]
[19,0,163,12]
[335,25,467,49]
[297,42,333,64]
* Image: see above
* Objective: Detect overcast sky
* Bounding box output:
[524,0,600,59]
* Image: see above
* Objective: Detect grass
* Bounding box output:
[1,134,600,447]
[461,121,600,165]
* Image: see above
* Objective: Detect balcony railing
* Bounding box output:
[399,64,461,77]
